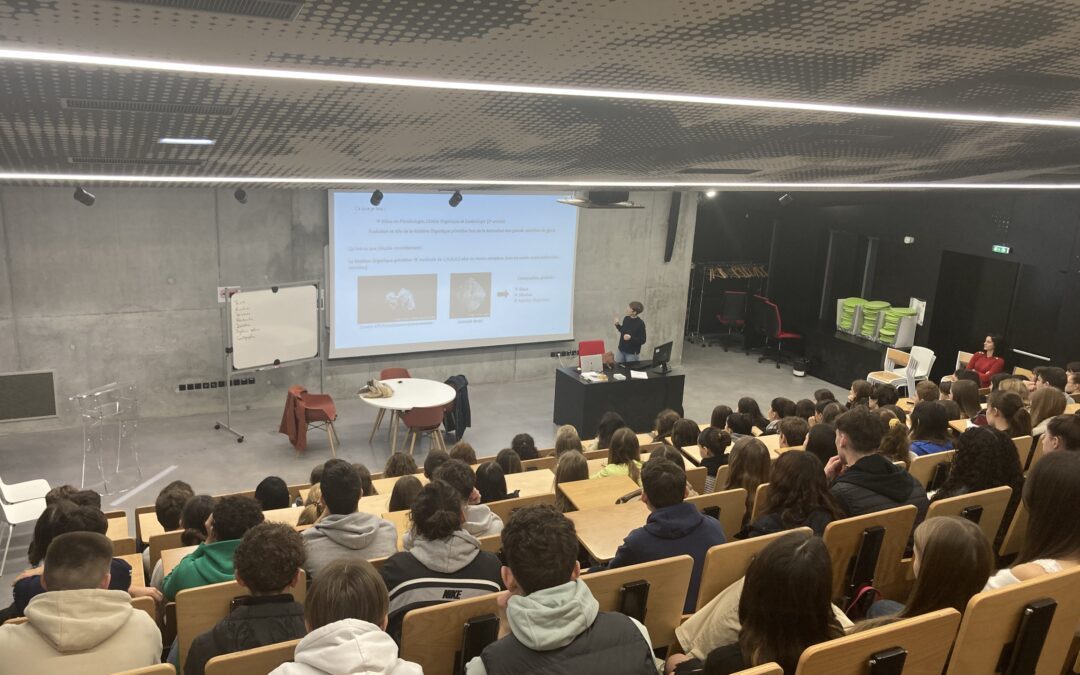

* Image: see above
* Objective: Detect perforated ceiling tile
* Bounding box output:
[4,0,1080,185]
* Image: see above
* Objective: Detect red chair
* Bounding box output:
[578,340,605,368]
[370,367,411,443]
[757,301,802,368]
[287,385,339,456]
[401,405,446,455]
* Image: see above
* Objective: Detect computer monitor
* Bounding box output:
[652,341,673,373]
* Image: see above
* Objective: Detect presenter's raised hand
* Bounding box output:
[613,317,620,328]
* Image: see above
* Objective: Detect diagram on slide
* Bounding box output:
[357,274,437,324]
[450,272,492,318]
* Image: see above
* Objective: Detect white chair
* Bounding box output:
[0,473,50,504]
[868,348,919,395]
[1,497,47,575]
[909,345,936,383]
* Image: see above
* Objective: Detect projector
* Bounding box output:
[558,191,644,209]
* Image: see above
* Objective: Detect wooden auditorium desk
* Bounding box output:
[558,474,639,511]
[566,500,650,563]
[553,366,684,439]
[505,469,555,498]
[161,545,198,576]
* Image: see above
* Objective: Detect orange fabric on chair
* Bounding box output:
[279,385,337,452]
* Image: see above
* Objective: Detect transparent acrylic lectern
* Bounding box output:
[70,382,142,495]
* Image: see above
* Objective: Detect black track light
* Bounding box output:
[234,188,247,204]
[73,186,95,207]
[449,190,463,208]
[778,193,793,207]
[370,190,384,206]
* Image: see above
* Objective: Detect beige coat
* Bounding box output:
[0,589,161,673]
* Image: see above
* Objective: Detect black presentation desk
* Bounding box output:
[552,365,685,438]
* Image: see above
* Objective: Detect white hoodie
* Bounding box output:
[270,618,423,675]
[0,589,161,673]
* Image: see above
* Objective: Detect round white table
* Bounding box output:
[360,378,456,454]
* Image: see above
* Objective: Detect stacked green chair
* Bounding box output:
[837,297,868,333]
[878,307,918,345]
[859,300,892,339]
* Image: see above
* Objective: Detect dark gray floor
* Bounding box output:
[0,344,842,586]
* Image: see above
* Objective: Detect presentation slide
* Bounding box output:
[329,192,578,358]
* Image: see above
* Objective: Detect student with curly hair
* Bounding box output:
[740,451,842,538]
[383,452,418,478]
[185,522,307,675]
[163,496,265,601]
[511,432,539,460]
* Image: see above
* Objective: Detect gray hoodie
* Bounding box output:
[302,512,398,578]
[463,504,503,538]
[464,580,660,674]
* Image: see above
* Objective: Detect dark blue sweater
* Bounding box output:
[615,315,646,355]
[606,501,726,613]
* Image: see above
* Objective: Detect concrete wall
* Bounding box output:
[0,188,697,430]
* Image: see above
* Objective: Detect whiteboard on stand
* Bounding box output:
[230,285,320,370]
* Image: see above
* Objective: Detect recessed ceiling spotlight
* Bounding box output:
[778,193,793,207]
[73,186,95,206]
[158,138,215,145]
[370,189,383,206]
[449,190,463,207]
[704,190,717,198]
[234,188,247,204]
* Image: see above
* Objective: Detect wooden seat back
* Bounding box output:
[732,665,783,675]
[712,465,731,492]
[112,536,137,556]
[998,501,1029,558]
[822,505,917,603]
[176,572,306,669]
[520,456,556,472]
[885,348,911,369]
[581,554,693,648]
[750,483,770,522]
[113,666,177,675]
[1012,435,1035,469]
[685,466,707,494]
[686,488,748,540]
[946,566,1080,674]
[486,492,556,525]
[955,350,974,371]
[908,450,956,489]
[1013,366,1035,381]
[795,608,961,674]
[400,591,501,675]
[204,638,300,675]
[695,528,813,611]
[148,529,186,571]
[925,486,1012,545]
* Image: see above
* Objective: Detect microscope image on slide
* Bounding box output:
[357,274,437,324]
[450,272,491,319]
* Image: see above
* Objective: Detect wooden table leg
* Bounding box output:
[390,410,398,454]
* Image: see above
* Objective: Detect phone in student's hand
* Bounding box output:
[457,614,500,672]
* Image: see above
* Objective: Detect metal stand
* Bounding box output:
[214,281,326,443]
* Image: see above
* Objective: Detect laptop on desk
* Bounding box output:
[580,353,604,373]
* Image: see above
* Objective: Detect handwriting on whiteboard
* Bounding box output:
[232,298,258,341]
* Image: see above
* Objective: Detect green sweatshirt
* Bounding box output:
[162,539,240,601]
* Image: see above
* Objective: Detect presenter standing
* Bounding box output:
[613,301,647,364]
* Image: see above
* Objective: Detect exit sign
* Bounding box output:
[991,244,1011,255]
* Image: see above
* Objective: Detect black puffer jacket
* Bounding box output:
[184,595,306,675]
[830,454,929,523]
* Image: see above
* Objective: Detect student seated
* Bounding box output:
[1040,413,1080,454]
[467,505,660,675]
[511,432,540,460]
[44,485,103,509]
[185,522,307,675]
[387,475,423,512]
[553,451,589,513]
[476,462,519,503]
[383,452,418,478]
[875,408,912,468]
[736,398,768,434]
[422,450,451,479]
[776,416,809,449]
[449,441,478,465]
[13,502,140,616]
[709,405,732,431]
[805,423,838,466]
[554,425,584,455]
[434,459,504,537]
[763,397,794,434]
[151,494,215,590]
[869,382,900,409]
[985,451,1080,589]
[353,463,378,497]
[652,409,682,443]
[825,408,928,523]
[302,459,397,578]
[1032,365,1074,402]
[495,448,523,475]
[670,418,700,449]
[296,485,325,527]
[163,495,265,601]
[914,380,940,402]
[847,379,872,408]
[1030,386,1067,436]
[0,532,161,672]
[724,412,754,440]
[984,390,1032,437]
[144,480,194,574]
[908,401,953,456]
[723,437,770,518]
[254,476,291,510]
[739,451,842,538]
[380,481,503,643]
[696,427,731,493]
[795,398,815,422]
[270,559,421,675]
[591,427,644,483]
[814,388,837,403]
[864,516,993,620]
[603,458,726,613]
[668,531,845,674]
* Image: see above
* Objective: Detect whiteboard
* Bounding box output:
[230,285,319,370]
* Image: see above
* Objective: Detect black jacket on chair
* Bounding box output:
[443,374,471,441]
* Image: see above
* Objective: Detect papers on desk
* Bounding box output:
[580,371,607,383]
[629,370,648,380]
